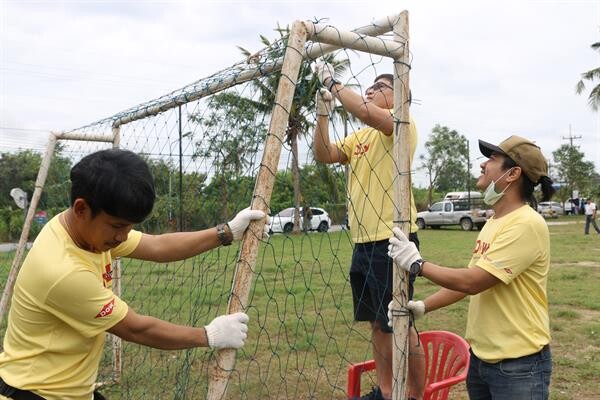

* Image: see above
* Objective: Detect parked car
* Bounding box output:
[269,207,331,234]
[416,200,488,231]
[537,201,563,218]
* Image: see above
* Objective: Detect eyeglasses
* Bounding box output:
[365,81,393,94]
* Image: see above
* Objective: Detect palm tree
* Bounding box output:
[237,24,351,232]
[576,42,600,111]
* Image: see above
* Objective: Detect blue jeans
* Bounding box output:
[467,345,552,400]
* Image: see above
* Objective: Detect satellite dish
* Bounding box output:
[10,188,28,209]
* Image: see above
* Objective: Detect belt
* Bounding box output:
[0,377,45,400]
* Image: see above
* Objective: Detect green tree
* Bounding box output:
[552,144,596,199]
[0,146,72,211]
[575,42,600,111]
[0,150,40,208]
[419,125,470,206]
[0,146,72,241]
[190,92,267,219]
[141,157,179,233]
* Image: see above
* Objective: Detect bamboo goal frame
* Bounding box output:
[1,11,413,400]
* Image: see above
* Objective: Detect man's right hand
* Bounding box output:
[387,299,426,327]
[315,88,335,117]
[406,300,426,320]
[204,312,249,349]
[312,61,335,86]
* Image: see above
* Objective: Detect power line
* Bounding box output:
[0,127,49,132]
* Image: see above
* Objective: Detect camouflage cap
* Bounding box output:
[478,135,548,183]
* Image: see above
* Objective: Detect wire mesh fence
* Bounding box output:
[1,13,414,399]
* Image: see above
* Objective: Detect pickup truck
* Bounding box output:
[416,200,489,231]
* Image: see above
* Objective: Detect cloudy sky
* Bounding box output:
[1,0,599,187]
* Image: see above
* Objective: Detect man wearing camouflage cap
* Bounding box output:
[388,135,555,399]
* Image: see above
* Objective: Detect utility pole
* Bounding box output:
[562,124,582,147]
[561,125,583,205]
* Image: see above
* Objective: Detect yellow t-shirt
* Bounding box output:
[465,204,551,363]
[337,119,418,243]
[0,213,142,400]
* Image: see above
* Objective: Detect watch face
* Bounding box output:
[410,260,422,276]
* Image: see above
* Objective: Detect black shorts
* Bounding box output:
[350,232,420,333]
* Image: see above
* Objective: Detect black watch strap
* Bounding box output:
[216,223,232,246]
[327,78,340,93]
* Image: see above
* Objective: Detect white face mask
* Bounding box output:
[483,168,513,206]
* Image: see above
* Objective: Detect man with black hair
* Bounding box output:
[0,149,268,400]
[312,63,425,400]
[389,135,555,400]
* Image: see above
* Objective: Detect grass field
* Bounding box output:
[0,214,598,399]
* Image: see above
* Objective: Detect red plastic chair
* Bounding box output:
[347,330,470,400]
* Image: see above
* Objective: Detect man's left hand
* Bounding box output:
[387,227,421,272]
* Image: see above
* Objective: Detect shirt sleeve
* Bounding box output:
[44,268,129,338]
[475,222,541,284]
[111,229,143,258]
[336,133,356,164]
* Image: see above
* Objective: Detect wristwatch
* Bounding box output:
[327,78,340,93]
[409,259,425,276]
[216,223,232,246]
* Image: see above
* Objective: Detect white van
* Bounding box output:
[444,191,483,201]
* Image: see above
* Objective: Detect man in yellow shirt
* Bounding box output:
[312,64,424,400]
[388,135,555,399]
[0,149,268,400]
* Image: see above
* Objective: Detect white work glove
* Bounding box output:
[315,88,335,117]
[312,61,335,87]
[406,300,426,320]
[228,208,268,241]
[387,300,426,327]
[204,312,249,349]
[388,227,421,272]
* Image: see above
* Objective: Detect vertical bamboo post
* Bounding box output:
[111,126,123,384]
[206,20,308,400]
[392,10,411,400]
[0,132,58,322]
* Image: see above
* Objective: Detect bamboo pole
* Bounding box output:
[304,21,404,59]
[55,131,114,142]
[111,127,123,384]
[206,20,309,400]
[391,10,412,400]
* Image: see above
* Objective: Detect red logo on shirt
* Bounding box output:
[95,299,115,318]
[503,268,513,275]
[472,240,490,255]
[353,143,370,157]
[102,264,112,287]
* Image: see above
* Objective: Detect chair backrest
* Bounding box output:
[346,330,470,399]
[420,330,470,400]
